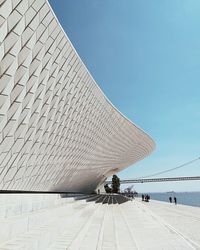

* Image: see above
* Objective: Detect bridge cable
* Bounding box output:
[138,156,200,179]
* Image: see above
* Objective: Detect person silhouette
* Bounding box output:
[169,197,172,203]
[174,197,177,205]
[142,194,144,201]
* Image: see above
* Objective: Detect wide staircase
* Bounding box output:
[0,194,130,250]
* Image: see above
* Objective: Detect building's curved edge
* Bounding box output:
[47,0,156,153]
[0,0,155,193]
[47,1,156,191]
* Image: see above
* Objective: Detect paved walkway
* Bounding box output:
[0,195,200,250]
[139,198,200,249]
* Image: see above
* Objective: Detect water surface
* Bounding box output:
[139,192,200,207]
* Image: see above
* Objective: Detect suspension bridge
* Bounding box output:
[106,156,200,184]
[106,176,200,184]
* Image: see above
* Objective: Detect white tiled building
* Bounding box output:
[0,0,155,192]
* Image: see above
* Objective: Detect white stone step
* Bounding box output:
[100,204,116,250]
[49,202,100,250]
[0,201,95,250]
[118,201,192,250]
[1,196,199,250]
[0,197,79,244]
[79,204,108,250]
[0,194,74,219]
[112,204,138,250]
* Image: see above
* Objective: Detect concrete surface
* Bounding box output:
[0,194,200,249]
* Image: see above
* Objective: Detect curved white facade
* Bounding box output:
[0,0,155,192]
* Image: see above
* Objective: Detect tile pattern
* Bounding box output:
[0,0,155,192]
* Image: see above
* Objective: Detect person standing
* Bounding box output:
[169,197,172,203]
[174,196,177,205]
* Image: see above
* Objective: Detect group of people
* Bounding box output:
[169,196,177,205]
[140,194,177,204]
[141,194,150,202]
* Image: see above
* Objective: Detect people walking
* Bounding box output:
[169,197,172,203]
[174,196,177,205]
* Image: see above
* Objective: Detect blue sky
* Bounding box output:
[49,0,200,192]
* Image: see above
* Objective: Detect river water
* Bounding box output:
[138,192,200,208]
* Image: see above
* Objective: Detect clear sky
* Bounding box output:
[49,0,200,192]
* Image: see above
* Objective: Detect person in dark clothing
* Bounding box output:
[145,195,150,202]
[174,197,177,205]
[142,194,144,201]
[169,197,172,203]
